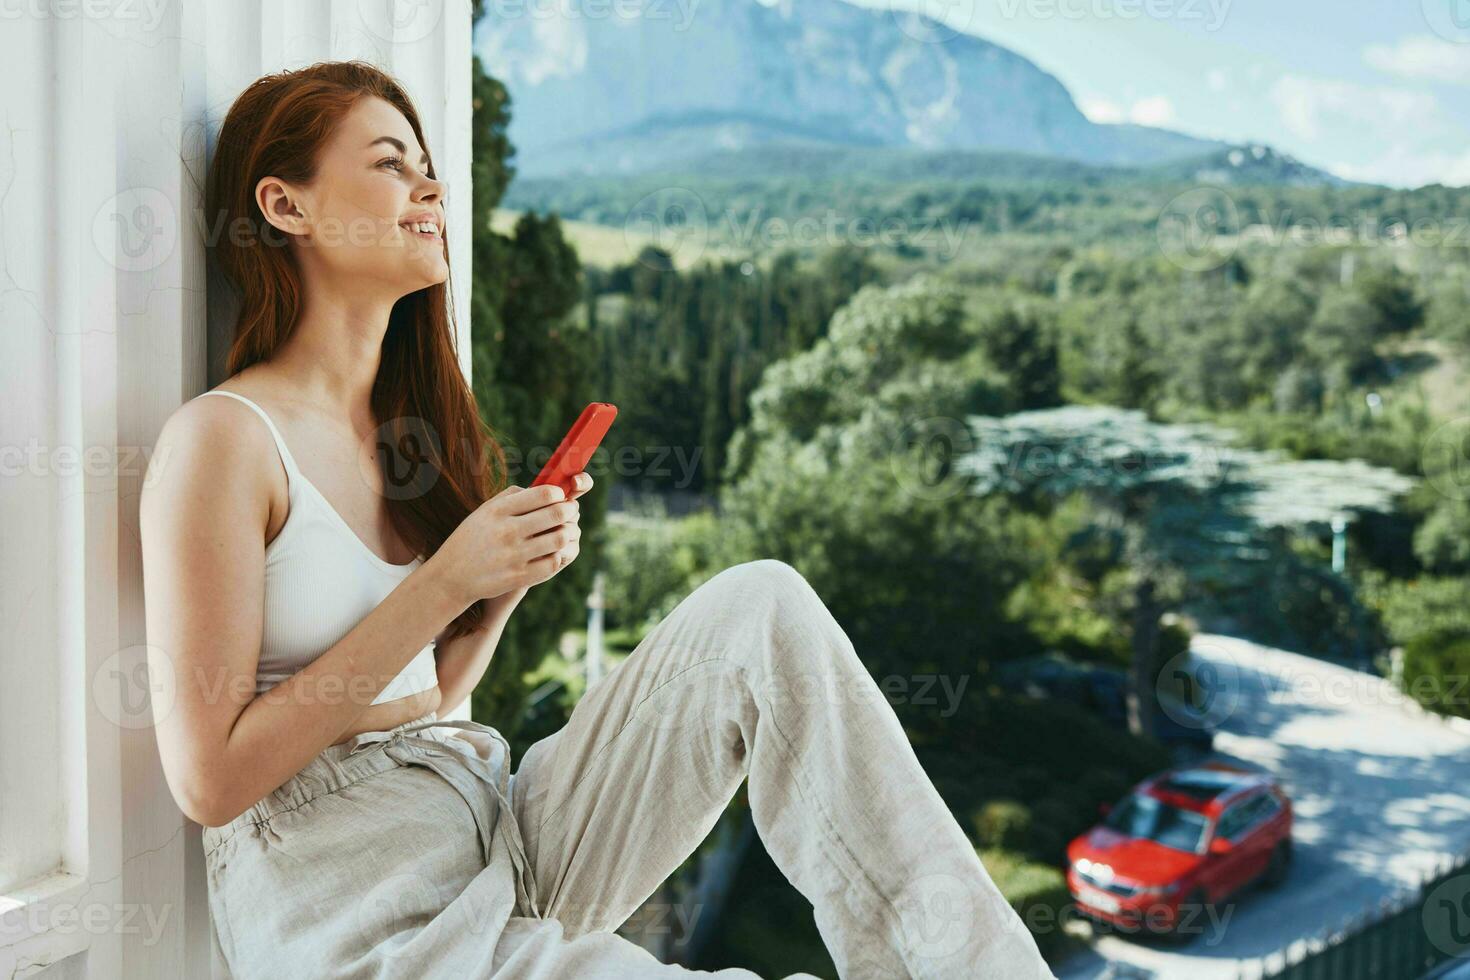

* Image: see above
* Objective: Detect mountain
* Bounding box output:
[633,143,1346,187]
[1146,144,1350,187]
[474,0,1230,178]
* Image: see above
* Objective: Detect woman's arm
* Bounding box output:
[140,398,472,828]
[434,586,527,716]
[434,474,591,715]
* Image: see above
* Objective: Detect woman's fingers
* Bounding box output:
[550,536,580,571]
[516,474,590,581]
[503,483,567,516]
[526,520,581,556]
[520,499,579,538]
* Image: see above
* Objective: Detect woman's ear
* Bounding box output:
[255,175,309,238]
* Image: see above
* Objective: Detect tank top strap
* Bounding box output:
[195,389,303,482]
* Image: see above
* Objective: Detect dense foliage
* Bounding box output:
[469,24,1470,967]
[586,245,881,492]
[460,41,609,741]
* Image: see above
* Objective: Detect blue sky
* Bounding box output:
[847,0,1470,186]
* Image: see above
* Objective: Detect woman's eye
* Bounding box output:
[380,157,405,171]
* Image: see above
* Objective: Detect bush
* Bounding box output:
[1077,767,1133,810]
[1151,618,1193,698]
[1414,499,1470,576]
[603,508,726,633]
[1028,798,1080,864]
[979,847,1084,964]
[974,695,1172,791]
[973,799,1033,851]
[1360,571,1470,646]
[1402,627,1470,720]
[931,695,1169,865]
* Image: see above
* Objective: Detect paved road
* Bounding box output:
[1054,633,1470,980]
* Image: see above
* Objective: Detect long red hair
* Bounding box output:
[205,59,505,640]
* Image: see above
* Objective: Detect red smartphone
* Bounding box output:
[530,402,617,499]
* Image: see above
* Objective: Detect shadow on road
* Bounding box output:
[1056,634,1470,979]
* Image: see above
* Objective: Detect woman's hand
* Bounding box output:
[429,473,593,607]
[540,471,594,573]
[565,471,594,502]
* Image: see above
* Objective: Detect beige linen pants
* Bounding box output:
[202,559,1057,978]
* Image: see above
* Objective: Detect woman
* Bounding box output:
[140,61,1056,979]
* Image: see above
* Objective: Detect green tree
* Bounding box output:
[1402,628,1470,720]
[1228,278,1316,405]
[1303,289,1386,390]
[971,302,1062,410]
[1355,264,1425,336]
[594,248,879,492]
[1057,299,1160,410]
[1414,498,1470,575]
[464,24,603,741]
[963,406,1413,658]
[1425,267,1470,353]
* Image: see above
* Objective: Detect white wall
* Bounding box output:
[0,2,474,976]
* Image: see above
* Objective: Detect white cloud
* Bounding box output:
[1079,96,1124,124]
[477,15,589,87]
[1365,35,1470,84]
[1270,75,1438,141]
[1267,74,1470,187]
[1079,94,1176,127]
[1330,148,1470,189]
[1129,95,1176,127]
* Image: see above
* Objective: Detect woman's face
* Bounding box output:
[256,95,448,298]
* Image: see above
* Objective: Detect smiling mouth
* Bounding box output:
[400,222,442,240]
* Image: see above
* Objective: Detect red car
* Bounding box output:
[1065,762,1293,941]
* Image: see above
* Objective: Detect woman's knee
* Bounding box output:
[706,559,821,625]
[720,560,853,657]
[720,557,810,597]
[696,561,885,713]
[723,555,805,587]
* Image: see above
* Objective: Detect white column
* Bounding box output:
[0,3,474,976]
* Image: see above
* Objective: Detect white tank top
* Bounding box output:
[194,389,439,704]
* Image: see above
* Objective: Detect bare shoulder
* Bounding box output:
[141,389,280,532]
[141,387,285,825]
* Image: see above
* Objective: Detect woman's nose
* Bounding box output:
[416,174,446,205]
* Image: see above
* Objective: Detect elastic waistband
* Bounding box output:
[202,710,453,854]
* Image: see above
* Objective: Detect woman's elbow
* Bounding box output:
[433,684,464,718]
[172,770,240,828]
[175,787,223,828]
